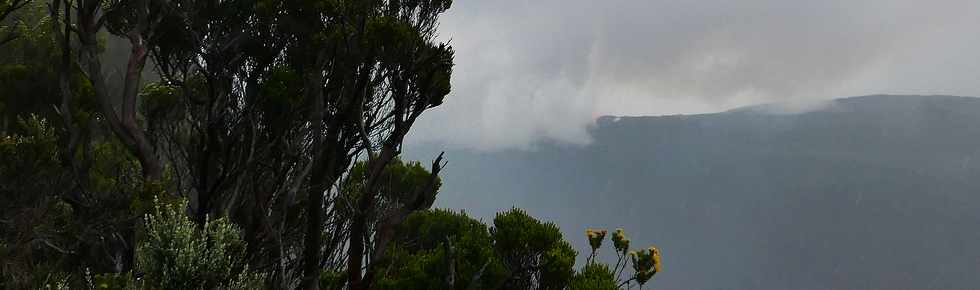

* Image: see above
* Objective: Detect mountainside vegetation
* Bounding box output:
[0,0,661,289]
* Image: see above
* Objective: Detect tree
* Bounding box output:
[377,209,665,290]
[375,208,576,290]
[80,1,454,288]
[33,0,454,288]
[0,1,673,289]
[491,209,577,290]
[567,263,619,290]
[0,0,32,46]
[0,0,74,134]
[372,209,506,290]
[0,114,142,289]
[0,8,151,277]
[0,116,73,288]
[342,158,445,285]
[54,0,166,182]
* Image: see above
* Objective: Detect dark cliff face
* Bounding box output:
[406,95,980,290]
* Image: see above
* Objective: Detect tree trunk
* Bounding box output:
[72,0,162,273]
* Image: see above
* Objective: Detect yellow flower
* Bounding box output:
[612,228,629,252]
[630,245,662,285]
[586,228,607,250]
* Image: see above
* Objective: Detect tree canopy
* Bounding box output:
[0,1,663,289]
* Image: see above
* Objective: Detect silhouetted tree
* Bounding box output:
[0,1,667,289]
[36,0,453,288]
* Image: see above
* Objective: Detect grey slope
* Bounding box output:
[405,94,980,290]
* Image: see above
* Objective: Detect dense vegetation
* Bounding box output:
[0,0,661,289]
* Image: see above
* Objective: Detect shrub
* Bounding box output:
[137,197,264,289]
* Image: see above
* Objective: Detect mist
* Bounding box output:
[410,0,980,149]
[4,0,979,289]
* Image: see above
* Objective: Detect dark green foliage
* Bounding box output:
[492,208,577,290]
[394,209,489,253]
[0,0,94,134]
[0,116,66,196]
[89,272,137,290]
[139,83,182,127]
[319,270,345,290]
[374,209,664,290]
[372,246,450,290]
[344,158,442,210]
[568,263,619,290]
[256,65,303,131]
[0,0,666,289]
[0,116,140,288]
[16,198,264,290]
[0,116,73,287]
[374,209,506,290]
[376,208,585,290]
[0,1,57,129]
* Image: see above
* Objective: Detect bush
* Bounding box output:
[137,197,264,289]
[374,209,506,290]
[568,263,619,290]
[492,208,576,290]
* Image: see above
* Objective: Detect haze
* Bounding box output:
[411,0,980,149]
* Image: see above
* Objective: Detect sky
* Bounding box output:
[409,0,980,150]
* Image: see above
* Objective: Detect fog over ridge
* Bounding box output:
[409,0,980,150]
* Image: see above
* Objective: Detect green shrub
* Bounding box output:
[492,208,576,290]
[137,197,264,290]
[568,263,619,290]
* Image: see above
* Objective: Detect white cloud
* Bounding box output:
[408,0,980,150]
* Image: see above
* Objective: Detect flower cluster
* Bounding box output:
[611,228,630,255]
[585,228,608,251]
[629,245,662,285]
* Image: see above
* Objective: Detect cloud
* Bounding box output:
[408,0,980,150]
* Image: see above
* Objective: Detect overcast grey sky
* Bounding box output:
[407,0,980,149]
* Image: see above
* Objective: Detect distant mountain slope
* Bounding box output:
[404,95,980,290]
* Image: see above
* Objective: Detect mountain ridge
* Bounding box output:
[593,94,980,122]
[404,94,980,290]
